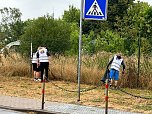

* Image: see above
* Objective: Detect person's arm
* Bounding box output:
[107,57,114,69]
[47,52,50,56]
[121,60,125,70]
[121,60,125,74]
[36,52,40,66]
[36,52,39,58]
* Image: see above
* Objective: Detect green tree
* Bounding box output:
[0,7,23,44]
[67,23,79,55]
[62,5,80,24]
[116,2,150,55]
[82,30,95,54]
[82,20,109,35]
[0,31,5,48]
[95,30,124,53]
[142,6,152,54]
[108,0,134,30]
[20,15,71,55]
[82,30,124,54]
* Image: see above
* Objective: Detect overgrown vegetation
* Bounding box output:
[0,1,152,89]
[0,53,152,89]
[0,1,152,114]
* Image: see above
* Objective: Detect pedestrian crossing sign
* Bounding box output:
[83,0,107,20]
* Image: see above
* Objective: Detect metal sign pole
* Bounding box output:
[77,0,83,102]
[83,0,109,112]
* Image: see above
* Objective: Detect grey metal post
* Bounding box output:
[77,0,83,102]
[137,31,141,87]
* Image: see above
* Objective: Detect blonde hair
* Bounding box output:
[37,46,43,50]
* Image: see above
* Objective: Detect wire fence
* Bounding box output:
[117,88,152,100]
[50,81,102,93]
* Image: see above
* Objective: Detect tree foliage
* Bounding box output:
[0,7,23,43]
[82,30,124,54]
[1,1,152,56]
[142,6,152,54]
[20,15,71,55]
[108,0,134,30]
[62,5,80,24]
[115,2,151,55]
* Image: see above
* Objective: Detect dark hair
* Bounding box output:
[117,55,121,59]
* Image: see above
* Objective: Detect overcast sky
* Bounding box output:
[0,0,151,21]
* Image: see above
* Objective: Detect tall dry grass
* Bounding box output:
[50,52,111,85]
[119,55,152,89]
[0,53,30,77]
[0,52,152,89]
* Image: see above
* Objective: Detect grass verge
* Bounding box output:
[0,76,152,114]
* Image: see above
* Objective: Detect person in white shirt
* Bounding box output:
[107,54,125,88]
[32,50,40,81]
[37,47,50,82]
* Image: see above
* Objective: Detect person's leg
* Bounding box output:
[36,66,41,79]
[114,70,119,88]
[114,81,118,87]
[33,71,36,81]
[33,63,37,81]
[35,71,40,79]
[40,62,44,81]
[44,62,49,80]
[109,69,115,86]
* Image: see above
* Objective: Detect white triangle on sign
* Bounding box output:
[86,0,104,16]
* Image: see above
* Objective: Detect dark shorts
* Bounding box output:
[32,63,40,72]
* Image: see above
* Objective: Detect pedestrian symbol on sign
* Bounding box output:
[86,0,104,16]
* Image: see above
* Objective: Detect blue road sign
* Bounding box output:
[83,0,107,20]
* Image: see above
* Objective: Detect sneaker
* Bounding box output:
[34,78,38,81]
[37,78,41,82]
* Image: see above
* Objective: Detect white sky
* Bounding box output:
[0,0,151,21]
